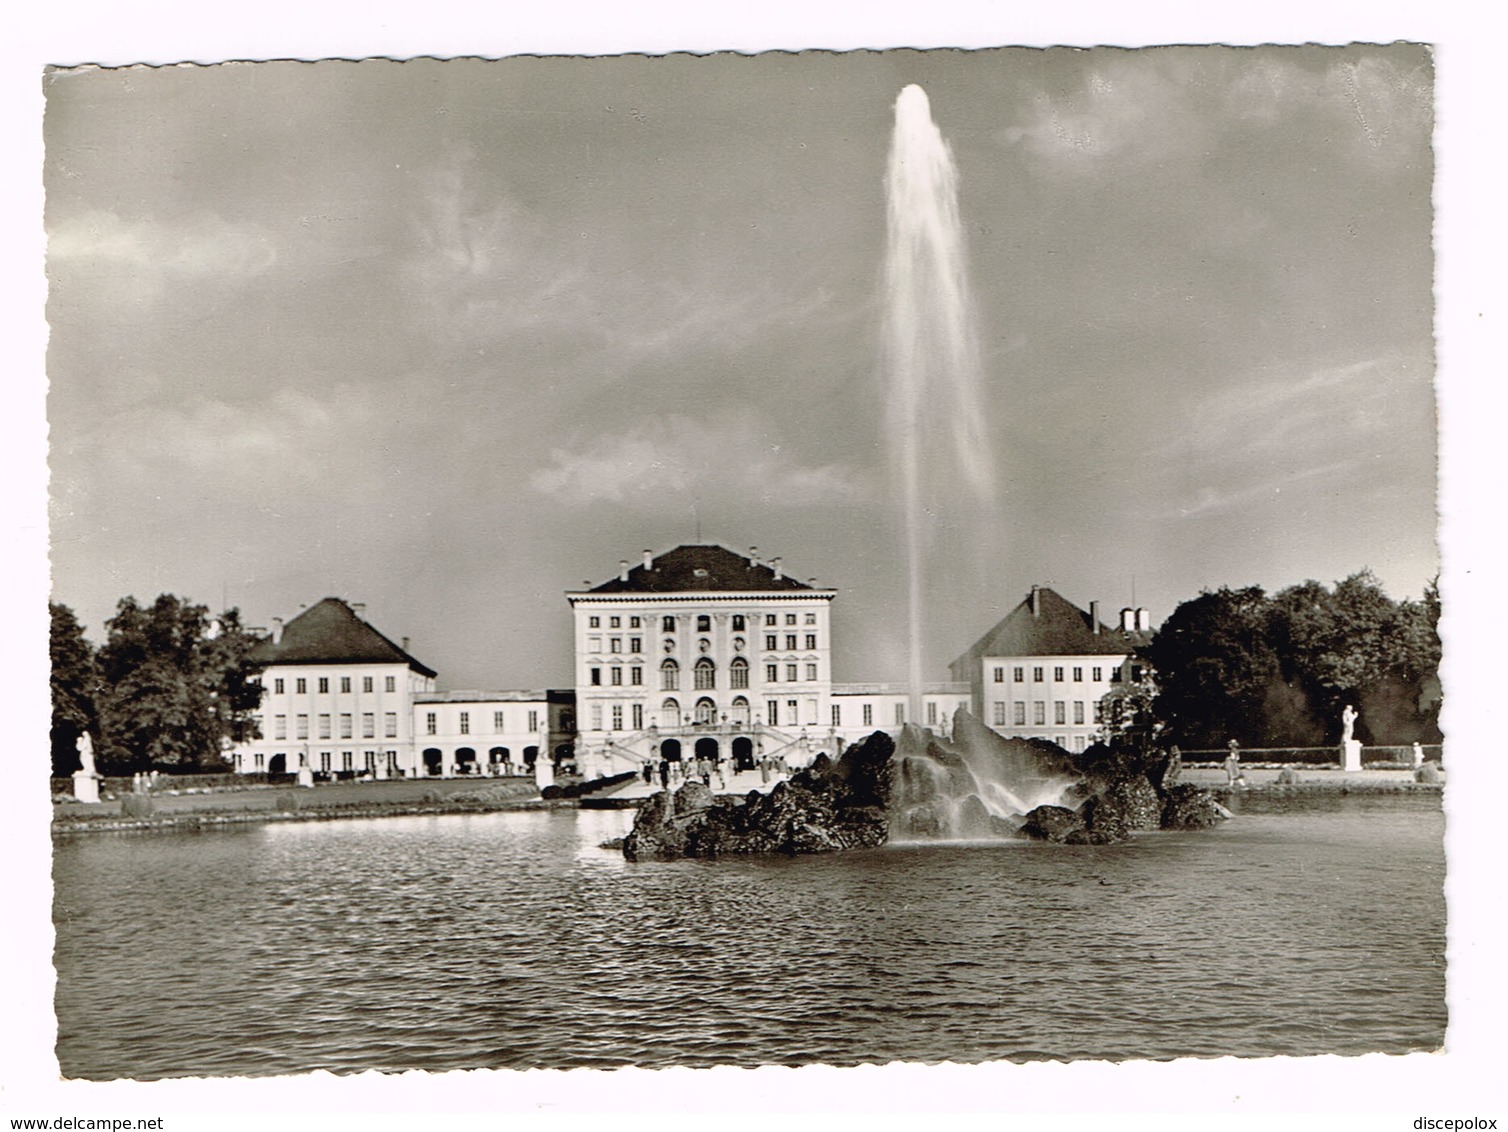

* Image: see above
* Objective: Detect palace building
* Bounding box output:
[233,597,563,780]
[949,585,1153,753]
[230,551,1152,779]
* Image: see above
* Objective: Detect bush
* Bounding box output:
[1276,767,1302,785]
[420,788,444,803]
[540,785,565,800]
[1415,762,1443,784]
[275,792,301,812]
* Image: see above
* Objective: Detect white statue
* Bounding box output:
[76,732,97,777]
[72,733,101,804]
[1341,704,1357,744]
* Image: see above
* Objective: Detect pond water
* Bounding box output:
[53,793,1446,1079]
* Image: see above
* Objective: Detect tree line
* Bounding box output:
[1110,570,1441,750]
[50,595,266,778]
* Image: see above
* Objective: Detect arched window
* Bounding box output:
[694,657,716,690]
[661,659,679,690]
[732,615,746,631]
[661,698,681,729]
[661,615,676,633]
[729,657,749,688]
[694,698,717,725]
[697,615,711,632]
[730,696,750,725]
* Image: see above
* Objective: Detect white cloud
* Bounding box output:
[1147,352,1435,521]
[1000,49,1431,175]
[402,151,842,363]
[529,415,870,509]
[47,209,277,303]
[59,385,378,490]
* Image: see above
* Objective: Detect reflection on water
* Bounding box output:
[53,796,1446,1078]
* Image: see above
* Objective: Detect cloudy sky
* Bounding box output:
[44,45,1437,690]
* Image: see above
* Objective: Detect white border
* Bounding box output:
[5,3,1501,1125]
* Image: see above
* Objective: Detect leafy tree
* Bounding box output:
[1144,572,1442,749]
[1097,668,1162,752]
[94,594,266,774]
[50,602,100,777]
[1140,586,1281,748]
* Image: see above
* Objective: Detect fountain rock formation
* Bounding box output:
[621,710,1227,859]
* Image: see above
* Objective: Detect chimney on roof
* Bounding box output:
[642,549,653,570]
[401,636,411,652]
[1030,586,1041,618]
[619,560,630,582]
[351,602,366,619]
[749,546,759,566]
[808,578,817,586]
[1120,607,1135,631]
[271,617,283,644]
[772,556,783,580]
[1136,608,1151,632]
[1089,602,1100,635]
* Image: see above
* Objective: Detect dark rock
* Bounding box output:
[622,732,895,859]
[622,713,1229,860]
[1079,796,1128,842]
[1161,783,1229,830]
[672,779,714,815]
[1064,827,1118,845]
[1090,775,1162,833]
[1018,805,1085,843]
[1148,748,1183,793]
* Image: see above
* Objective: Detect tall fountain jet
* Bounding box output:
[882,84,995,723]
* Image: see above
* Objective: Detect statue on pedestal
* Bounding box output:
[72,733,101,804]
[1339,705,1363,772]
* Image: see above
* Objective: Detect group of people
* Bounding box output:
[639,752,791,792]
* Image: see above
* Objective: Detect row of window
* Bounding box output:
[423,709,542,736]
[585,696,824,730]
[270,712,399,740]
[238,750,401,772]
[270,674,399,695]
[584,632,822,656]
[991,664,1141,684]
[767,634,819,651]
[587,612,818,632]
[612,657,824,690]
[991,700,1103,727]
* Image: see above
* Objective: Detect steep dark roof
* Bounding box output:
[951,587,1151,672]
[580,544,819,595]
[250,598,437,677]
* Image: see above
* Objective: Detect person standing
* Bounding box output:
[1224,740,1242,787]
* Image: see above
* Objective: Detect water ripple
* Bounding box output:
[53,797,1446,1078]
